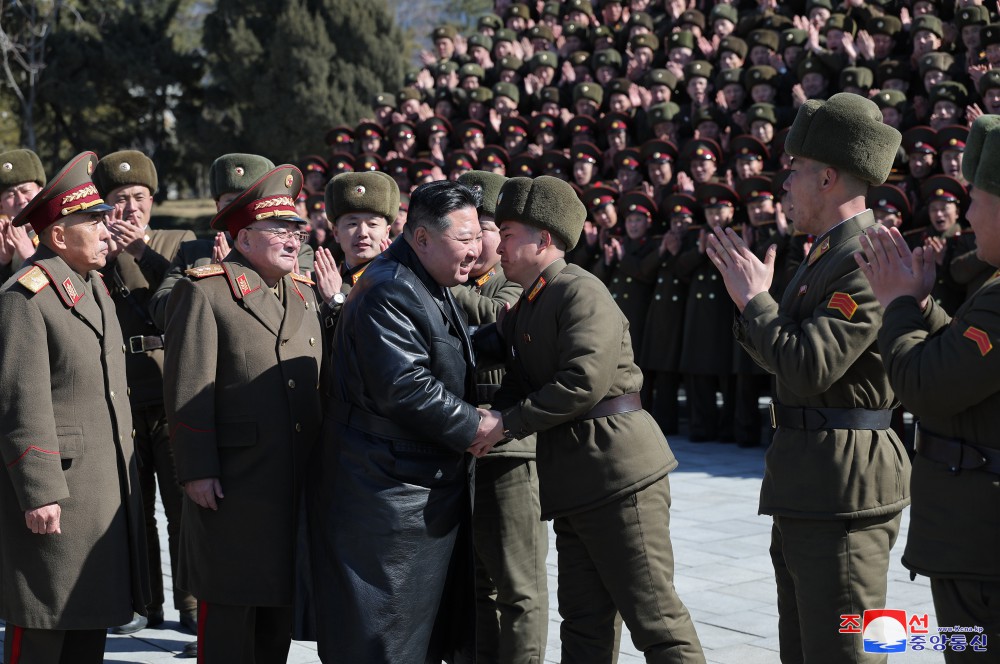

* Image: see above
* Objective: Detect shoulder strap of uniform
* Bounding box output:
[290,272,315,285]
[185,264,225,279]
[16,265,51,294]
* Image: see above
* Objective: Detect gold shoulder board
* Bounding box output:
[17,266,50,294]
[185,264,225,279]
[291,273,315,285]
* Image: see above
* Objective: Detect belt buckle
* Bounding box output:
[128,335,145,353]
[769,401,777,429]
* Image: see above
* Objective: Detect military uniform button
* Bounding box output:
[612,277,619,283]
[696,293,703,299]
[672,295,679,301]
[612,293,618,299]
[122,345,127,353]
[288,379,296,388]
[655,294,662,300]
[625,277,632,283]
[110,390,116,399]
[127,387,131,397]
[657,277,664,284]
[305,302,310,310]
[711,274,718,281]
[673,278,679,284]
[709,293,715,299]
[698,274,704,280]
[295,423,302,432]
[309,337,316,346]
[623,293,629,299]
[281,340,287,346]
[131,429,136,439]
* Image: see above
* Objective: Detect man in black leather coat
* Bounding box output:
[307,180,501,664]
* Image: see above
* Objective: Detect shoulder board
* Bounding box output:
[185,264,225,279]
[291,273,315,285]
[16,266,50,294]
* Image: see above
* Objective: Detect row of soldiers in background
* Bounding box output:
[288,0,1000,202]
[291,111,992,447]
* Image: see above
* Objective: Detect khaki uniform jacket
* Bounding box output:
[736,210,911,519]
[149,238,213,331]
[880,278,1000,580]
[105,228,195,406]
[494,259,677,519]
[163,250,324,606]
[452,264,535,458]
[0,246,150,628]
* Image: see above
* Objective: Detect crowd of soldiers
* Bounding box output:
[0,1,999,664]
[290,0,999,447]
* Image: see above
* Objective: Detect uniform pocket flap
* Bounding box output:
[216,421,258,448]
[56,426,85,458]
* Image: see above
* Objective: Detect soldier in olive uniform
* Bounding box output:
[149,153,276,330]
[914,175,970,316]
[480,175,705,663]
[594,191,658,364]
[0,152,150,663]
[676,183,740,442]
[92,151,198,635]
[707,93,911,663]
[163,165,325,663]
[640,194,699,435]
[452,170,548,664]
[858,113,1000,664]
[0,149,45,283]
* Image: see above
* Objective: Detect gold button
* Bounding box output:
[698,274,704,281]
[626,277,632,283]
[696,293,703,299]
[131,429,136,439]
[309,337,316,346]
[657,277,663,284]
[110,390,116,399]
[655,294,662,300]
[623,293,629,299]
[295,423,302,432]
[127,387,131,397]
[122,345,127,353]
[672,295,679,301]
[288,379,296,389]
[305,302,310,310]
[281,340,287,346]
[709,293,715,299]
[711,274,718,280]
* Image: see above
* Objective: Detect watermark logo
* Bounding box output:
[839,610,988,654]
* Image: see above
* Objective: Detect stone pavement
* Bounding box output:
[2,436,946,663]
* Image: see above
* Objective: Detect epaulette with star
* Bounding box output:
[16,266,50,294]
[291,273,315,285]
[185,264,225,279]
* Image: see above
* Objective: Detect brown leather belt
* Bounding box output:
[129,335,164,353]
[769,402,893,430]
[915,425,1000,475]
[578,393,642,421]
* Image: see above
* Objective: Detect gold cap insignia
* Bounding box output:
[629,204,637,210]
[119,162,131,172]
[356,185,366,195]
[285,174,294,188]
[1,162,11,171]
[87,161,94,174]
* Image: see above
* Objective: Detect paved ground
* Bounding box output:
[2,435,946,663]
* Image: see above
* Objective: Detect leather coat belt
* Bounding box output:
[129,335,164,353]
[769,402,893,430]
[915,425,1000,475]
[578,393,642,421]
[328,399,423,442]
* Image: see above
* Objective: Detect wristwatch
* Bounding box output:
[329,292,346,308]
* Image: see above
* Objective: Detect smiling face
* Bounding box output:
[334,211,390,268]
[413,206,481,286]
[237,220,304,285]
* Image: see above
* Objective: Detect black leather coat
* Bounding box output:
[305,236,479,664]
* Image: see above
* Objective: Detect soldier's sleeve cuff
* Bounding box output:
[742,291,778,324]
[500,404,532,441]
[7,450,71,512]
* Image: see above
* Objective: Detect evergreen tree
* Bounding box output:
[201,0,407,163]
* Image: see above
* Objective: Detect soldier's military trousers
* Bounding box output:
[553,476,705,663]
[474,456,549,664]
[196,602,291,664]
[770,512,901,663]
[3,625,105,664]
[133,404,195,614]
[929,577,1000,663]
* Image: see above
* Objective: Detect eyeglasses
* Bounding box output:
[246,227,309,243]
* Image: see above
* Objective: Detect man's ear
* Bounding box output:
[48,224,67,251]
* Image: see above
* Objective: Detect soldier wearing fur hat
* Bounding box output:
[858,113,1000,663]
[149,153,278,331]
[674,183,739,442]
[0,152,150,663]
[450,170,548,664]
[707,92,909,663]
[316,170,400,318]
[0,148,46,283]
[473,175,705,662]
[92,151,198,637]
[163,164,324,663]
[641,193,699,435]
